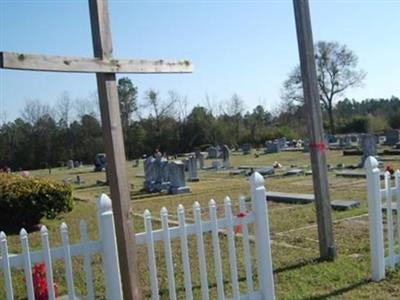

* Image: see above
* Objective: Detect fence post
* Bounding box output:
[98,193,123,299]
[250,172,275,300]
[365,156,385,281]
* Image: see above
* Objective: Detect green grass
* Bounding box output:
[2,149,400,299]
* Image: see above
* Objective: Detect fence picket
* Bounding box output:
[396,171,400,255]
[385,171,395,269]
[208,199,225,300]
[80,220,95,300]
[177,204,193,300]
[251,172,276,300]
[239,196,254,294]
[161,207,177,300]
[224,197,240,300]
[365,156,385,281]
[1,232,13,300]
[60,222,76,300]
[144,209,159,300]
[20,229,34,300]
[40,225,56,300]
[193,201,209,300]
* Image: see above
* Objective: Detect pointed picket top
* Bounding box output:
[60,222,68,232]
[365,156,379,172]
[250,171,264,189]
[98,193,112,213]
[193,201,201,211]
[144,209,151,219]
[208,198,216,208]
[160,207,168,216]
[177,204,184,214]
[224,196,232,206]
[40,225,48,234]
[20,228,28,238]
[0,231,6,241]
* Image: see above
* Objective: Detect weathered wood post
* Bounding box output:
[292,0,336,260]
[365,156,385,281]
[88,1,141,298]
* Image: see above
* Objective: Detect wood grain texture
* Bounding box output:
[0,51,193,74]
[293,0,336,260]
[88,0,142,299]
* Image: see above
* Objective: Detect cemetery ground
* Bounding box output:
[2,150,400,299]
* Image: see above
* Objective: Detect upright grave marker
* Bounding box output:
[0,0,193,298]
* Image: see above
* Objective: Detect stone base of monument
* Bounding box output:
[170,186,191,194]
[155,182,170,192]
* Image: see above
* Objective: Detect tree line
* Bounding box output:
[1,41,399,170]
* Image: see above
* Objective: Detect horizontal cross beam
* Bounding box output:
[0,51,193,74]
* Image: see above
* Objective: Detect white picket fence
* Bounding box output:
[0,193,122,300]
[1,171,275,299]
[366,156,400,281]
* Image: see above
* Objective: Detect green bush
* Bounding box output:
[0,173,73,227]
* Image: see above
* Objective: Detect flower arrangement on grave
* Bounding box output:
[385,165,395,175]
[30,262,58,300]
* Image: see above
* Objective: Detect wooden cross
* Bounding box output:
[0,0,192,299]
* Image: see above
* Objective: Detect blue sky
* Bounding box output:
[1,0,400,121]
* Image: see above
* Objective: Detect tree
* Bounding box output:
[282,41,366,133]
[20,99,53,125]
[56,91,73,127]
[223,93,245,142]
[143,89,176,133]
[117,77,138,137]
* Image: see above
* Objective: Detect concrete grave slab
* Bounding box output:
[284,168,305,176]
[331,200,360,211]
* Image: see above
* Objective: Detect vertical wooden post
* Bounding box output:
[292,0,336,260]
[88,1,142,298]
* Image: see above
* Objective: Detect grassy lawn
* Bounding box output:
[2,149,400,299]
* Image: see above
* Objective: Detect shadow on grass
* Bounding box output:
[304,279,370,300]
[274,257,322,273]
[157,275,251,298]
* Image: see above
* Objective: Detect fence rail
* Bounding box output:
[1,172,275,300]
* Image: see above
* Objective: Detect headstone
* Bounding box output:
[182,159,189,171]
[154,157,170,192]
[277,137,287,149]
[208,147,219,159]
[169,161,191,194]
[241,143,252,155]
[74,161,80,168]
[265,141,280,153]
[284,168,305,176]
[302,141,310,153]
[385,129,400,146]
[188,156,199,181]
[331,200,360,211]
[253,167,275,176]
[143,157,157,192]
[196,152,205,169]
[212,160,222,170]
[360,134,377,167]
[67,160,74,169]
[222,145,230,168]
[94,153,107,172]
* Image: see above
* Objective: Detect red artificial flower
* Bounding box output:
[28,263,58,300]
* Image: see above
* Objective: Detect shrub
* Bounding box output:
[0,173,73,227]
